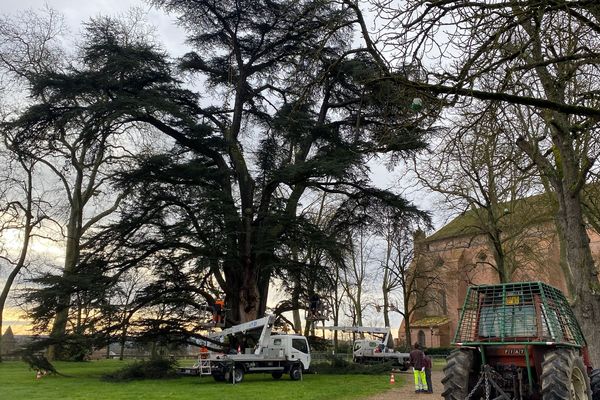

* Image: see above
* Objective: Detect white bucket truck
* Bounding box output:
[322,326,410,370]
[180,314,311,383]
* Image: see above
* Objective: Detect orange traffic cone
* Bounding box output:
[390,373,395,384]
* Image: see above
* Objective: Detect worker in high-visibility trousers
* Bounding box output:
[409,342,428,393]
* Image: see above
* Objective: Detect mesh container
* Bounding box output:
[453,282,585,346]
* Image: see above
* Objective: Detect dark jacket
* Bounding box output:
[409,349,426,370]
[423,355,432,370]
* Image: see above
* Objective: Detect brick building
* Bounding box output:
[399,194,600,349]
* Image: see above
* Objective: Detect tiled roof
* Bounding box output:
[423,192,555,243]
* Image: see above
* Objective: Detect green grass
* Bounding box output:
[0,360,401,400]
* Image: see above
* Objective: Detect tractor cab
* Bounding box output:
[444,282,599,400]
[454,282,584,350]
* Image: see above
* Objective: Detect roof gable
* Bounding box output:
[423,192,555,243]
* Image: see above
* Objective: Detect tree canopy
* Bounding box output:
[0,1,432,357]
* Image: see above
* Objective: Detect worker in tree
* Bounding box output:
[309,293,320,318]
[213,299,225,324]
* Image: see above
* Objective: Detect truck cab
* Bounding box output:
[267,334,311,371]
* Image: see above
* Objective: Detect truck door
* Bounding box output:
[291,338,311,369]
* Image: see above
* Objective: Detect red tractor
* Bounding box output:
[443,282,600,400]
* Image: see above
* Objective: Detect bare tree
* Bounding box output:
[111,268,149,361]
[269,191,346,336]
[413,102,551,283]
[0,12,143,359]
[350,0,600,363]
[378,215,412,327]
[341,228,376,328]
[380,225,441,350]
[326,255,345,351]
[0,152,50,362]
[0,9,62,362]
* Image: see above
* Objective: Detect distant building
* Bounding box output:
[399,193,600,348]
[2,326,17,356]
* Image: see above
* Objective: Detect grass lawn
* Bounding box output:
[432,358,447,371]
[0,360,401,400]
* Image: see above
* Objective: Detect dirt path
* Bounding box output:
[362,370,444,400]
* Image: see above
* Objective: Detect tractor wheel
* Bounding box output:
[590,369,600,400]
[290,364,302,381]
[442,348,479,400]
[541,349,591,400]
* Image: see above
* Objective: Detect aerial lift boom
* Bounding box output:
[208,314,276,355]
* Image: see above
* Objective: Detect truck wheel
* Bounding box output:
[442,349,479,400]
[290,364,302,381]
[212,373,225,382]
[591,369,600,400]
[541,349,591,400]
[271,372,283,380]
[226,367,244,384]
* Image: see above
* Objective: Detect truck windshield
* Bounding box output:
[478,304,537,338]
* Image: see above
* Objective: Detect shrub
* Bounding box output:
[333,341,353,354]
[311,355,395,375]
[424,346,455,357]
[307,335,330,352]
[102,358,178,381]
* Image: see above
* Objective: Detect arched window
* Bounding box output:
[418,330,426,347]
